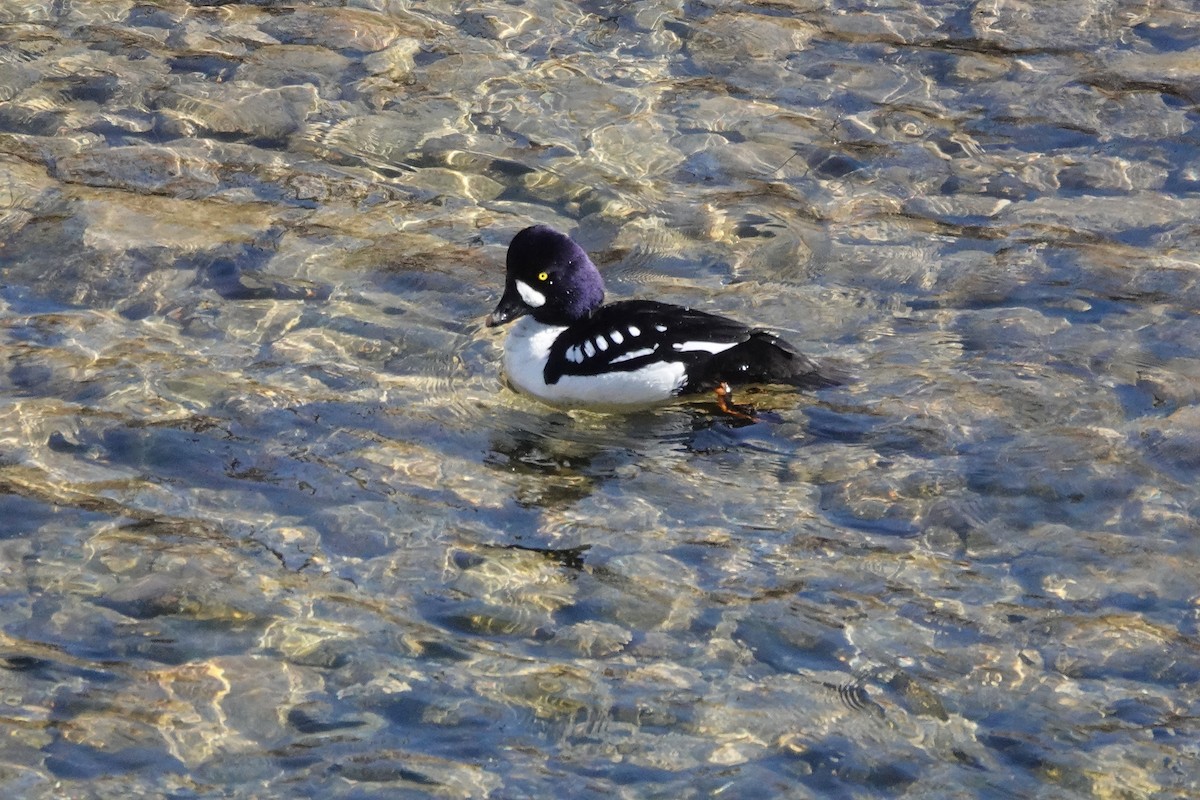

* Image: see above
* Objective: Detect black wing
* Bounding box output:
[545,300,845,392]
[544,300,753,385]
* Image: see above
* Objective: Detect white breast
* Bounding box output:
[502,317,687,409]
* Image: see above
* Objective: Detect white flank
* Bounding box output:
[672,340,739,354]
[502,317,685,409]
[515,280,546,307]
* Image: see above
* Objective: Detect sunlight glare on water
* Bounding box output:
[0,0,1198,797]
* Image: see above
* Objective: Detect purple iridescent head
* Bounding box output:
[486,225,606,327]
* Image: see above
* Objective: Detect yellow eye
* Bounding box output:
[537,271,549,281]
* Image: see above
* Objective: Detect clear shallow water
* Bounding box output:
[0,0,1198,796]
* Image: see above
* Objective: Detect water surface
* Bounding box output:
[1,0,1198,797]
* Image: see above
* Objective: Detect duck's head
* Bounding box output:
[486,225,606,328]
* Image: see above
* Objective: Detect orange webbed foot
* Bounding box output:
[714,382,758,422]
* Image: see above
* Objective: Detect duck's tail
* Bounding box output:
[695,331,849,392]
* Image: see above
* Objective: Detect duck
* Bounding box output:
[485,224,843,415]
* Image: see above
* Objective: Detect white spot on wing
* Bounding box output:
[596,337,608,351]
[609,347,655,364]
[628,325,641,337]
[583,340,595,358]
[515,280,546,307]
[610,330,623,345]
[655,324,667,332]
[566,345,581,363]
[672,340,739,354]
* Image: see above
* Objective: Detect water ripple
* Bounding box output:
[0,0,1197,797]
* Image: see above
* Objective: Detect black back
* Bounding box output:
[544,300,842,391]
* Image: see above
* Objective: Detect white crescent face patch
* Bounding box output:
[515,279,546,308]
